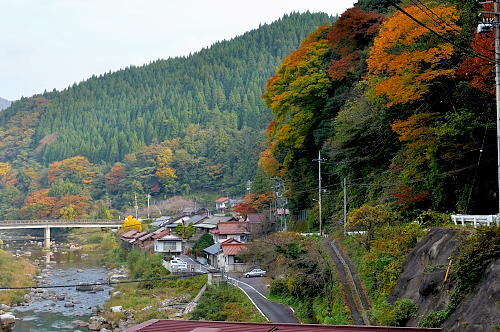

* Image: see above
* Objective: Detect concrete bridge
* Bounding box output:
[0,219,122,248]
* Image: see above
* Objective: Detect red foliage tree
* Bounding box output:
[20,189,57,219]
[326,6,384,82]
[105,163,127,194]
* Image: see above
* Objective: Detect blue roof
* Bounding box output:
[203,242,222,255]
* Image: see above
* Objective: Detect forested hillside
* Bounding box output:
[0,12,335,218]
[255,0,497,227]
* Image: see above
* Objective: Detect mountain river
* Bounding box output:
[1,234,112,332]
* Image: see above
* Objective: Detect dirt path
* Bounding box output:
[323,237,372,325]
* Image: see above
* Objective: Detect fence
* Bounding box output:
[450,214,499,228]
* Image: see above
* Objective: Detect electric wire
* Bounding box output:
[387,0,497,64]
[0,273,201,290]
[409,0,498,58]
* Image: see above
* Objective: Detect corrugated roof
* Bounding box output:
[246,213,264,223]
[121,319,442,332]
[210,221,249,235]
[157,233,183,241]
[203,242,222,255]
[138,232,154,242]
[121,230,138,239]
[221,243,248,256]
[187,215,207,224]
[152,230,170,239]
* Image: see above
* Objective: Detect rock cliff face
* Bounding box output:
[388,227,500,331]
[442,258,500,332]
[388,228,462,326]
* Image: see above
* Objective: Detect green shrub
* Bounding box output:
[85,232,104,244]
[418,310,448,328]
[372,298,417,326]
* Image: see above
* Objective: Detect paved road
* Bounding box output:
[227,275,299,324]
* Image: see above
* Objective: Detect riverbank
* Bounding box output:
[0,250,36,305]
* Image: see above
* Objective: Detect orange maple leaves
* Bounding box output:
[366,5,460,106]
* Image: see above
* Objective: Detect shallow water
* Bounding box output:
[1,235,112,332]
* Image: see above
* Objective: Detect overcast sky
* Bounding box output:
[0,0,355,101]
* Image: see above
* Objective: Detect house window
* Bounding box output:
[219,234,227,240]
[162,241,178,251]
[234,256,244,263]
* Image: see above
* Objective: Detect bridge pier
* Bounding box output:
[44,226,50,250]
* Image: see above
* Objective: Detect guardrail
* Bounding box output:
[0,219,122,228]
[451,214,499,228]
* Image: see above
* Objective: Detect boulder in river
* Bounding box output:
[0,313,16,330]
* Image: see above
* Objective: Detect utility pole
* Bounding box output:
[272,178,279,230]
[313,151,324,236]
[134,194,138,219]
[344,178,347,235]
[479,1,500,211]
[495,0,500,212]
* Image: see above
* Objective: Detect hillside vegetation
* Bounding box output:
[0,12,335,217]
[258,0,496,227]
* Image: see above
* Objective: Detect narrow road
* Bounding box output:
[227,276,299,324]
[324,237,372,325]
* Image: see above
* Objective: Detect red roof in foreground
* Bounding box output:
[122,319,441,332]
[221,243,248,256]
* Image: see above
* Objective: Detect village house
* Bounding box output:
[203,242,222,268]
[215,197,230,213]
[153,232,184,258]
[120,229,138,251]
[210,221,250,243]
[193,215,238,234]
[219,238,250,272]
[136,227,166,251]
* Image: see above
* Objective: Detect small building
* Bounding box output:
[215,197,230,213]
[220,238,250,273]
[120,229,139,251]
[150,216,171,228]
[154,232,184,258]
[193,215,238,234]
[203,242,222,268]
[137,227,166,251]
[210,221,250,243]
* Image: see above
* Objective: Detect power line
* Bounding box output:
[387,0,497,64]
[0,273,201,290]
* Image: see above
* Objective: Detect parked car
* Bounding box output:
[170,259,188,270]
[244,268,266,278]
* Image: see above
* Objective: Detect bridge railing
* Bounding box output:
[0,219,122,226]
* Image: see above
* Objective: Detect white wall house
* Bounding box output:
[154,233,183,258]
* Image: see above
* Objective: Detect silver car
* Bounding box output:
[244,268,266,278]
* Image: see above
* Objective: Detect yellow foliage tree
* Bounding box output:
[122,215,142,232]
[347,204,388,251]
[0,162,10,179]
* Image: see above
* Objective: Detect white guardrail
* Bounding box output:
[451,214,499,228]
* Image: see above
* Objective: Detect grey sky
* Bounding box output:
[0,0,355,101]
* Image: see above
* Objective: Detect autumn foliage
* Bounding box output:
[366,5,460,106]
[327,6,384,82]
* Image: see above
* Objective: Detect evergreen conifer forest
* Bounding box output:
[0,0,497,225]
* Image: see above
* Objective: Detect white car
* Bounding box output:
[170,259,188,270]
[244,268,266,278]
